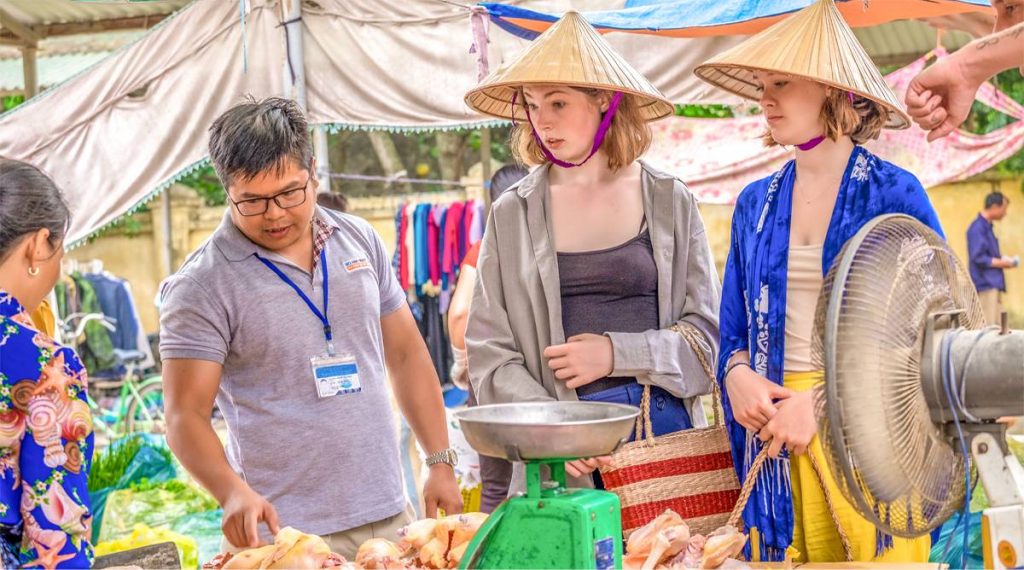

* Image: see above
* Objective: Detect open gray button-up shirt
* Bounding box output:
[466,161,722,491]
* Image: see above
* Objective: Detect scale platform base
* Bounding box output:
[461,488,623,569]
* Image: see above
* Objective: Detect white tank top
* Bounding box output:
[785,244,824,372]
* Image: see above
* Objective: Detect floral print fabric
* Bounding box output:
[0,290,94,568]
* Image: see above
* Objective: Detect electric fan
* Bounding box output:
[813,214,1024,569]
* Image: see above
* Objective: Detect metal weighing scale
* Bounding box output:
[454,401,639,569]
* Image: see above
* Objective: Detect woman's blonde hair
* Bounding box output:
[763,86,888,147]
[510,87,652,171]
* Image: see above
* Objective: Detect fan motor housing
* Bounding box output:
[922,312,1024,425]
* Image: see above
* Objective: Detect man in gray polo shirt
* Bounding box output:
[159,97,462,558]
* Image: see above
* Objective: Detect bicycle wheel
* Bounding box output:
[124,381,166,435]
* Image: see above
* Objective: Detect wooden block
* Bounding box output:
[93,541,181,569]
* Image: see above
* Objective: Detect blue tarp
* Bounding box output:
[482,0,992,40]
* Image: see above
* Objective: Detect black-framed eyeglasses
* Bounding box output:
[230,167,314,217]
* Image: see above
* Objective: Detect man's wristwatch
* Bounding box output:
[425,448,459,468]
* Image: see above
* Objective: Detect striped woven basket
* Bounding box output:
[599,323,741,537]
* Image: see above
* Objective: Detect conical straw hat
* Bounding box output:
[694,0,910,129]
[465,11,674,122]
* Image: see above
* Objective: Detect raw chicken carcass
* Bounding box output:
[219,545,277,569]
[204,527,346,569]
[264,528,333,569]
[624,552,650,570]
[446,542,469,568]
[397,518,438,554]
[322,553,347,568]
[434,514,461,542]
[701,526,747,569]
[419,536,449,569]
[667,533,705,569]
[355,538,403,569]
[641,524,690,570]
[626,510,685,557]
[451,513,488,548]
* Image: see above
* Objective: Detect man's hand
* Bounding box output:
[906,57,977,142]
[423,465,464,518]
[907,23,1024,141]
[222,484,280,549]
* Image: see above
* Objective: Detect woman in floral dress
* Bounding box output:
[0,158,94,568]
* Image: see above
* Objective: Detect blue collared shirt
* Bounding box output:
[967,213,1005,292]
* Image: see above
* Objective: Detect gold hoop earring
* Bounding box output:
[28,266,40,277]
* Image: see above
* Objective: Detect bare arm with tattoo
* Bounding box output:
[906,22,1024,141]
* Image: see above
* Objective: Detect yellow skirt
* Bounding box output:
[751,371,931,563]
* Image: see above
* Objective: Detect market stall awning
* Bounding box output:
[0,0,189,43]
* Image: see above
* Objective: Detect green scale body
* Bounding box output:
[459,459,623,569]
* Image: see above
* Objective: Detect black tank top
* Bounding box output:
[557,230,660,396]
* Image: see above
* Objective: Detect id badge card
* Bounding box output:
[310,354,361,398]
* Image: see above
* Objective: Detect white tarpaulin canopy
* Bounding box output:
[0,0,285,246]
[300,1,748,126]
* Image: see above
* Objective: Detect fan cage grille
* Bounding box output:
[813,215,984,538]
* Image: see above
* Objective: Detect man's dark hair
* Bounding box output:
[985,191,1008,210]
[208,96,312,189]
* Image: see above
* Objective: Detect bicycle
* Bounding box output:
[57,312,166,440]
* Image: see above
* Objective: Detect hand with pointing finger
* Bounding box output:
[222,483,280,549]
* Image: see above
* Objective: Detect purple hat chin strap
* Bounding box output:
[795,92,856,151]
[797,135,825,151]
[513,91,624,168]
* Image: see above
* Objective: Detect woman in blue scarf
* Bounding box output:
[695,0,941,563]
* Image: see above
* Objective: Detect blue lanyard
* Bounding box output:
[256,248,333,351]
